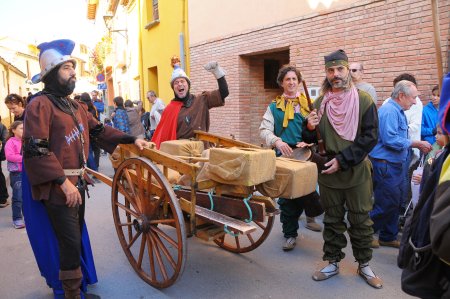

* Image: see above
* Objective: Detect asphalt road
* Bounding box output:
[0,155,413,299]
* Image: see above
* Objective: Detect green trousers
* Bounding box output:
[320,179,374,264]
[278,191,323,238]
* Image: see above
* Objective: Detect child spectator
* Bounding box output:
[104,117,113,127]
[5,121,24,228]
[412,124,449,187]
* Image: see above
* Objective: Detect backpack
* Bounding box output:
[398,144,450,298]
[141,112,150,131]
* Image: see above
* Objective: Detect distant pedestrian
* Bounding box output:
[111,96,131,134]
[124,99,145,138]
[5,93,26,121]
[91,90,104,116]
[4,121,24,229]
[349,63,378,104]
[145,90,165,139]
[421,85,440,145]
[0,116,9,208]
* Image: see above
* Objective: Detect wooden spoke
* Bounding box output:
[214,213,275,253]
[254,220,266,230]
[150,230,177,270]
[126,230,142,249]
[146,232,156,281]
[126,201,132,243]
[150,232,169,281]
[111,157,186,289]
[115,202,139,218]
[247,233,255,244]
[151,225,179,249]
[117,183,140,213]
[234,236,240,251]
[137,234,146,269]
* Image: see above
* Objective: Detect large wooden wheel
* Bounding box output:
[111,157,186,288]
[213,213,275,253]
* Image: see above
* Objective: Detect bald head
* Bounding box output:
[349,63,364,83]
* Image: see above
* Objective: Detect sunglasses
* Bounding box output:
[350,69,360,73]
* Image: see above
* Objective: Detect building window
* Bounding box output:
[264,59,280,89]
[152,0,159,20]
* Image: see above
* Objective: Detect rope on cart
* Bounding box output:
[243,194,253,223]
[172,185,182,191]
[208,189,215,211]
[224,225,239,237]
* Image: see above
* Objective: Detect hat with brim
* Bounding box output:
[31,39,77,84]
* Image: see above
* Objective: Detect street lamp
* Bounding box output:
[103,14,128,41]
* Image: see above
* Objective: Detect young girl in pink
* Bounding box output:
[5,121,24,229]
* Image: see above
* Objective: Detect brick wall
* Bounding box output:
[189,0,450,144]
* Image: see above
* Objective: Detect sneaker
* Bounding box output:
[312,262,339,281]
[282,237,296,251]
[0,201,10,208]
[379,239,400,248]
[357,263,383,289]
[305,217,323,232]
[371,239,380,248]
[13,219,25,229]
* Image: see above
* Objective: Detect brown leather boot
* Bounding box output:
[60,268,83,299]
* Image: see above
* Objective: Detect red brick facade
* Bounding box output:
[189,0,450,144]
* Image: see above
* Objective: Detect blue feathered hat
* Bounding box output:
[440,73,450,134]
[31,39,77,84]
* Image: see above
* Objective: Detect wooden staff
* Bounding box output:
[302,79,326,156]
[431,0,444,88]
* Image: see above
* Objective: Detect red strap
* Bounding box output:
[151,101,183,149]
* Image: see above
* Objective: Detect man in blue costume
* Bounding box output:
[22,39,149,299]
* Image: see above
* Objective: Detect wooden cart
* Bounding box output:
[87,131,279,288]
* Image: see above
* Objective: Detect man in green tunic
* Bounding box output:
[304,49,382,288]
[259,65,323,251]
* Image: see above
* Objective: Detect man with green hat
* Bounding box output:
[304,49,383,288]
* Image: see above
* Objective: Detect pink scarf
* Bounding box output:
[318,87,359,141]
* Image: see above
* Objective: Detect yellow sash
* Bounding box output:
[274,93,310,127]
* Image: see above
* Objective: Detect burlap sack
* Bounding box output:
[160,139,204,157]
[206,147,276,186]
[109,146,139,169]
[153,165,182,184]
[256,157,317,199]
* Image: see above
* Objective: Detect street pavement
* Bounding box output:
[0,155,414,299]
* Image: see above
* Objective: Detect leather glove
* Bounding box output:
[204,61,226,79]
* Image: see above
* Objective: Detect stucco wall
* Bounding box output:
[188,0,359,45]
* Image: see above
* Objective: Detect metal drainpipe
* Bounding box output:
[179,33,186,71]
[180,0,186,71]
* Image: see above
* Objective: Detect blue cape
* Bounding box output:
[22,158,98,297]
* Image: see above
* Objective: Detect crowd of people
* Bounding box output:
[0,37,449,298]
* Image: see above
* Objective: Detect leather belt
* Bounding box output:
[63,168,84,176]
